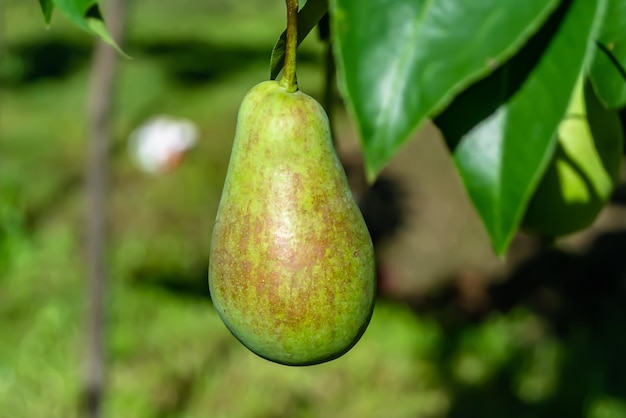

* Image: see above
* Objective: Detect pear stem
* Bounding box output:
[281,0,298,93]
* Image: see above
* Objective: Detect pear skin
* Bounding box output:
[209,80,376,366]
[522,80,623,237]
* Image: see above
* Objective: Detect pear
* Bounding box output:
[522,79,623,237]
[209,80,376,366]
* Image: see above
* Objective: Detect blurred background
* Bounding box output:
[2,0,626,417]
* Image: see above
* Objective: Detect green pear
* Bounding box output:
[522,79,623,237]
[209,80,376,366]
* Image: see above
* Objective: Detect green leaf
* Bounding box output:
[590,0,626,109]
[435,0,606,255]
[330,0,561,181]
[51,0,126,55]
[38,0,54,24]
[51,0,96,30]
[270,0,329,80]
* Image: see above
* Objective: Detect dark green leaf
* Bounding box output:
[435,0,606,255]
[52,0,97,30]
[270,0,329,80]
[331,0,561,181]
[51,0,126,55]
[590,0,626,109]
[38,0,54,24]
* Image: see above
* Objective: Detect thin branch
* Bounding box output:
[80,1,125,417]
[281,0,299,92]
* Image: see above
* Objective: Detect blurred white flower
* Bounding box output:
[128,115,199,174]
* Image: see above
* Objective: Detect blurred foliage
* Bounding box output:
[0,186,29,274]
[1,0,626,417]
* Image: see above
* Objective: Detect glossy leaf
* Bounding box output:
[270,0,329,80]
[590,0,626,109]
[38,0,54,24]
[51,0,125,54]
[331,0,560,181]
[435,0,606,255]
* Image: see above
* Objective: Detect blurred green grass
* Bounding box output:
[2,1,626,417]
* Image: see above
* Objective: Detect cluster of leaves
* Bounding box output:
[270,0,626,255]
[37,0,626,256]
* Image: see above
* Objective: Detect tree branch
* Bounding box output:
[81,1,125,417]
